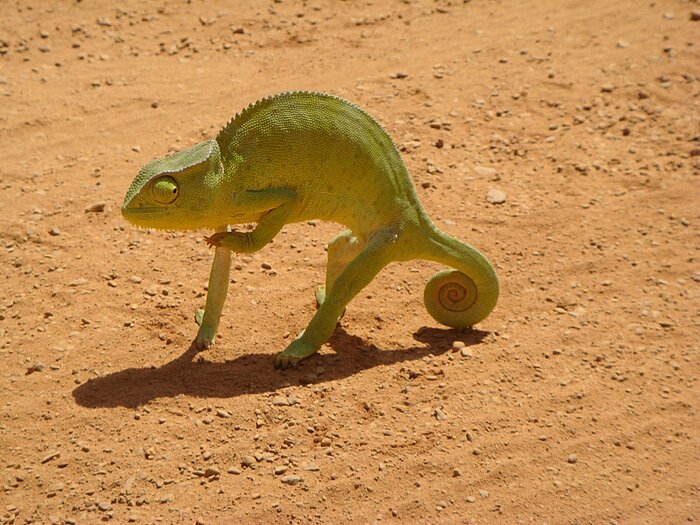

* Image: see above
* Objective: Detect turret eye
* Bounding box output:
[152,176,179,204]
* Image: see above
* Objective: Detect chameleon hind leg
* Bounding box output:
[276,227,398,368]
[315,230,365,307]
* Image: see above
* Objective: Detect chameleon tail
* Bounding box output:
[418,225,499,328]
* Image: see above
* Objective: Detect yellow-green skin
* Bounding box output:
[122,91,499,368]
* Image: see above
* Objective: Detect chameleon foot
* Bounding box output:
[275,339,319,369]
[194,309,216,350]
[195,327,215,350]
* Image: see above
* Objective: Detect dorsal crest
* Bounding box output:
[215,91,374,160]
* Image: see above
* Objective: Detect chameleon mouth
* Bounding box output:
[120,205,164,226]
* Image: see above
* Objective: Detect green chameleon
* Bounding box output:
[122,91,499,368]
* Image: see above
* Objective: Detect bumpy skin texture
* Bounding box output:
[122,91,499,368]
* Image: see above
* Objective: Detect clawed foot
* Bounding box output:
[194,309,215,350]
[275,339,319,369]
[195,327,215,350]
[204,233,223,248]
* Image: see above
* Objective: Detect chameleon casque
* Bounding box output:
[122,91,499,368]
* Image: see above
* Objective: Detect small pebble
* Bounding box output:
[474,165,497,177]
[486,189,506,204]
[272,396,289,406]
[85,202,106,213]
[451,340,465,350]
[281,475,302,485]
[41,451,60,463]
[567,454,578,464]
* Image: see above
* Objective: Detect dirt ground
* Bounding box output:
[1,0,699,523]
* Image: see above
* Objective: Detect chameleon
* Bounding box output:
[121,91,499,368]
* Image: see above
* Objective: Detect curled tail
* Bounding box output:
[418,225,499,328]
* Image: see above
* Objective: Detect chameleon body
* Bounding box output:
[122,91,499,368]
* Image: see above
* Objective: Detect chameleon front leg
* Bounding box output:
[195,225,232,350]
[205,188,297,253]
[276,227,398,368]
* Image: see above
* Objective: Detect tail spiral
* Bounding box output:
[419,225,499,328]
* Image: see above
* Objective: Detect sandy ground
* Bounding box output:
[1,0,699,524]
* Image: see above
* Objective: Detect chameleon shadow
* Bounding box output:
[72,327,488,409]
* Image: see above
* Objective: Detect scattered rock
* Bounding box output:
[567,454,578,464]
[281,475,302,485]
[600,84,615,93]
[474,165,497,177]
[452,340,466,351]
[85,202,106,213]
[272,395,289,406]
[41,451,60,463]
[302,462,320,472]
[486,189,506,204]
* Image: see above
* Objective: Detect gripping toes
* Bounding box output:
[275,339,319,369]
[204,233,223,248]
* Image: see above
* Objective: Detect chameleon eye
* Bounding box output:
[152,176,179,204]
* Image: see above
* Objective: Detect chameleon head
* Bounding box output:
[121,139,224,231]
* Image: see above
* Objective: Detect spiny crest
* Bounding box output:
[215,91,378,158]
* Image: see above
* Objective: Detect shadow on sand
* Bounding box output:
[72,327,488,408]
